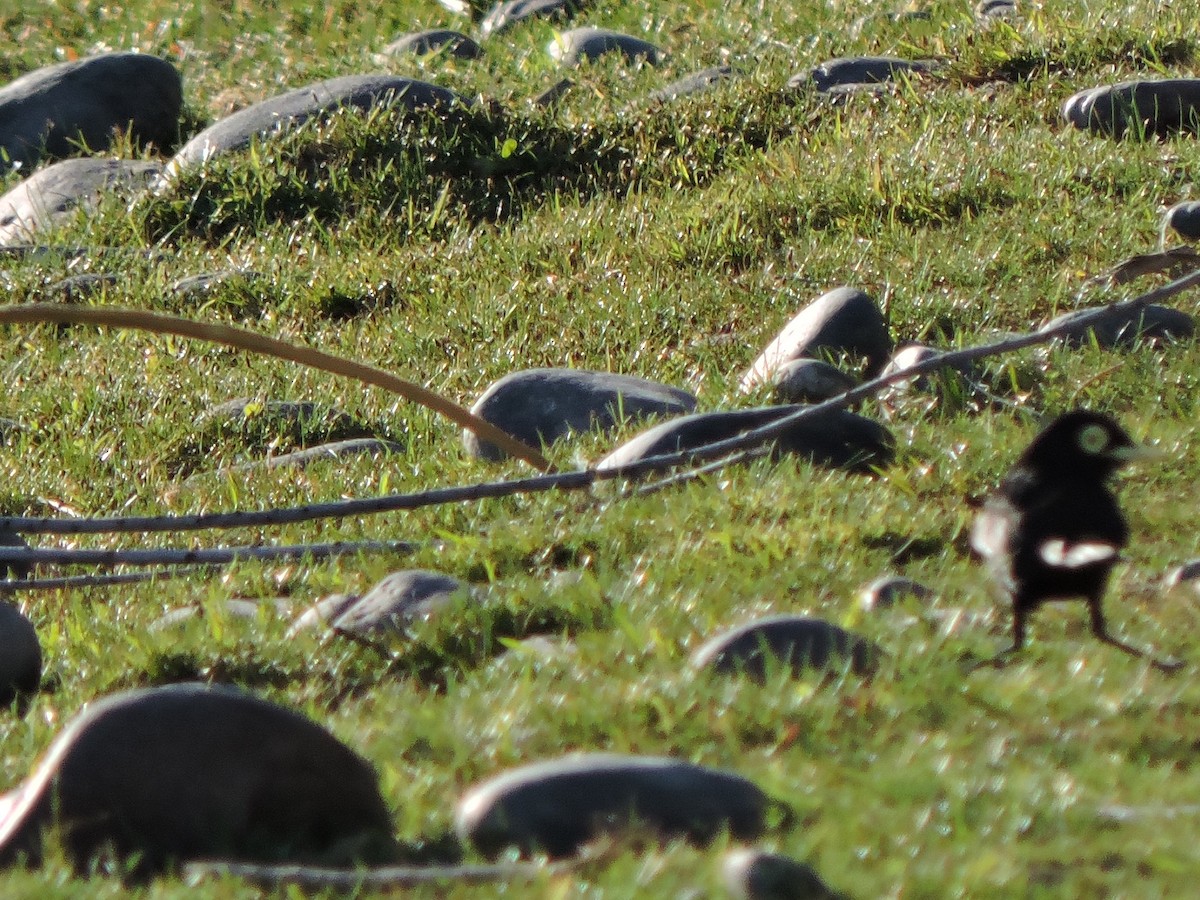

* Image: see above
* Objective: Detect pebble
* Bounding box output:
[0,683,398,874]
[1163,201,1200,244]
[976,0,1017,20]
[595,405,894,474]
[859,575,933,611]
[464,368,696,461]
[224,438,404,472]
[0,53,181,171]
[788,57,935,93]
[770,359,859,404]
[0,603,40,707]
[647,66,736,103]
[288,593,361,635]
[722,848,847,900]
[740,287,892,391]
[480,0,578,39]
[548,28,661,68]
[163,75,464,180]
[150,598,294,631]
[1061,79,1200,139]
[170,269,265,301]
[1044,304,1194,349]
[456,753,772,858]
[380,29,483,60]
[43,272,118,300]
[327,570,470,637]
[0,158,162,246]
[691,615,879,680]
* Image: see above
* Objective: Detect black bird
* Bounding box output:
[971,410,1181,670]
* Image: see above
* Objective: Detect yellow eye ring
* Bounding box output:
[1077,423,1109,454]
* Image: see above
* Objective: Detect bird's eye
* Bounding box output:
[1077,423,1109,454]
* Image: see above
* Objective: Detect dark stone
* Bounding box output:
[976,0,1017,19]
[227,438,404,472]
[691,615,879,680]
[0,603,40,707]
[859,575,933,611]
[380,30,483,60]
[0,158,161,245]
[1061,79,1200,139]
[456,754,772,859]
[164,75,464,179]
[595,406,894,474]
[43,272,118,300]
[788,57,935,92]
[1163,200,1200,243]
[194,399,376,452]
[330,570,470,637]
[770,359,859,404]
[480,0,579,39]
[0,53,181,171]
[723,848,847,900]
[549,28,661,67]
[0,683,397,874]
[465,368,696,461]
[741,287,892,389]
[1045,305,1194,349]
[647,66,735,103]
[531,78,574,108]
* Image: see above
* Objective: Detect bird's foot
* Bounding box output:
[1095,631,1184,673]
[962,645,1022,674]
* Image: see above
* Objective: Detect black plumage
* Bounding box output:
[971,410,1180,670]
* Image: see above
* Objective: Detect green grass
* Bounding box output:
[3,0,1200,895]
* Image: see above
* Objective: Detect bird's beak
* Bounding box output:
[1108,443,1166,463]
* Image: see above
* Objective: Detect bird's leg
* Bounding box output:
[1087,600,1183,673]
[970,606,1028,671]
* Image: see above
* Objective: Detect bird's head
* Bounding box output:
[1019,410,1158,479]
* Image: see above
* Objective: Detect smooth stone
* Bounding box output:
[480,0,578,39]
[195,399,375,450]
[1045,305,1194,349]
[164,75,463,179]
[331,570,470,637]
[740,287,892,389]
[859,575,933,611]
[380,29,483,60]
[595,406,894,474]
[227,438,404,472]
[548,28,661,68]
[457,754,772,859]
[723,848,846,900]
[1061,79,1200,139]
[465,368,696,461]
[1163,201,1200,243]
[288,593,360,636]
[0,603,40,707]
[770,359,859,404]
[0,158,161,245]
[788,56,935,92]
[691,615,879,680]
[647,66,736,103]
[976,0,1017,19]
[0,683,397,874]
[171,269,265,300]
[1163,561,1200,594]
[531,77,574,108]
[0,53,181,171]
[150,598,294,631]
[877,343,976,397]
[43,272,118,300]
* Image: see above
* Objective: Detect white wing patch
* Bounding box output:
[1038,539,1118,569]
[970,512,1008,559]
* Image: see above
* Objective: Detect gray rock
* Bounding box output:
[595,405,894,474]
[1163,200,1200,243]
[380,29,483,60]
[164,75,463,180]
[43,272,118,300]
[150,598,294,631]
[465,368,696,461]
[457,754,772,859]
[878,343,977,400]
[548,28,661,68]
[481,0,578,39]
[976,0,1017,20]
[740,287,892,390]
[1061,79,1200,139]
[1045,305,1194,349]
[859,575,933,611]
[647,66,736,103]
[691,615,879,680]
[0,158,161,245]
[0,53,181,171]
[0,683,397,874]
[0,603,40,707]
[722,848,846,900]
[788,56,935,92]
[288,593,361,635]
[228,438,404,472]
[770,359,859,404]
[331,570,470,637]
[194,399,375,452]
[170,269,265,300]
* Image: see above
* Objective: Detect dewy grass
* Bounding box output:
[3,0,1200,894]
